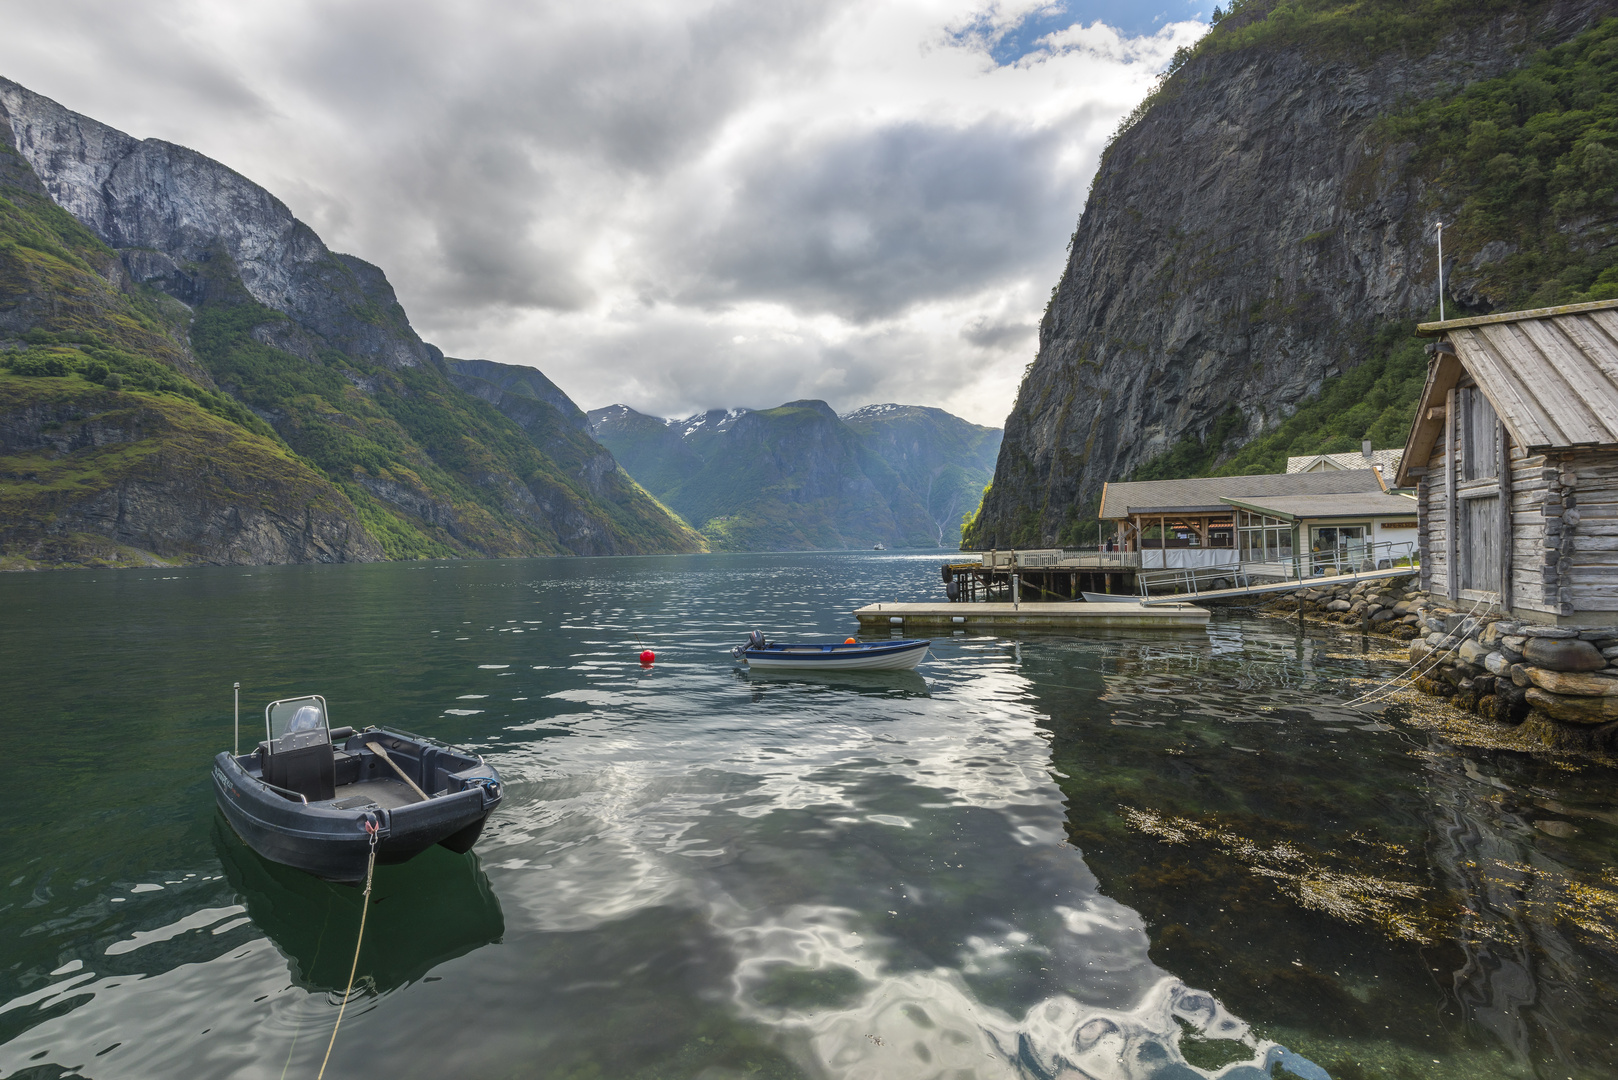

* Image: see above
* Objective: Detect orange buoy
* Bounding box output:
[639,650,655,665]
[844,637,856,644]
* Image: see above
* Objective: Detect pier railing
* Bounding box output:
[1136,541,1417,598]
[979,549,1141,569]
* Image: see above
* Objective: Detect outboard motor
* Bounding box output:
[731,629,767,660]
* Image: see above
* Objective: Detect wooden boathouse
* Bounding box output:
[1397,299,1618,622]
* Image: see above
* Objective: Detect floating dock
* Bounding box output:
[853,601,1209,630]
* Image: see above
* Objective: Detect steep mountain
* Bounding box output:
[586,403,706,497]
[0,76,701,567]
[588,400,995,550]
[443,358,704,551]
[968,0,1618,549]
[839,404,1001,546]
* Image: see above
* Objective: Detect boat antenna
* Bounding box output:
[233,682,240,756]
[1435,220,1445,322]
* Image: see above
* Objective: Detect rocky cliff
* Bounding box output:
[589,400,997,550]
[970,0,1618,549]
[0,77,702,567]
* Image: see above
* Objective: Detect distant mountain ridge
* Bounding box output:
[0,76,702,567]
[588,400,1000,550]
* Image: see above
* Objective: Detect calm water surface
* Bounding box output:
[1,553,1615,1080]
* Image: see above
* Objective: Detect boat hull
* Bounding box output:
[212,731,501,882]
[740,639,929,670]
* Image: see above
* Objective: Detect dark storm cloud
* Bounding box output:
[961,315,1036,350]
[663,113,1094,322]
[0,0,1207,424]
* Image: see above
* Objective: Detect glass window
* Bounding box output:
[267,696,328,743]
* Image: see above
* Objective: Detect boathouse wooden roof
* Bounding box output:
[1397,299,1618,486]
[1098,470,1384,519]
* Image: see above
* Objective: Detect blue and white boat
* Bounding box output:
[731,632,929,670]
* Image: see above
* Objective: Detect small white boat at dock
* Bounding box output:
[731,632,928,670]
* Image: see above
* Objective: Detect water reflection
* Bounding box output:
[1030,616,1618,1078]
[211,815,504,995]
[736,667,932,697]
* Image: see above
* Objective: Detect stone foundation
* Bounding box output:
[1259,574,1426,642]
[1260,575,1618,752]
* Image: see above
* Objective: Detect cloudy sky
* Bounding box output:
[0,0,1208,427]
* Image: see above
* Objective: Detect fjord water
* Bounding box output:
[2,554,1616,1080]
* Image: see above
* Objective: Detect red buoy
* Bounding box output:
[640,650,655,665]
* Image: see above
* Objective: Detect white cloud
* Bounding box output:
[0,0,1205,426]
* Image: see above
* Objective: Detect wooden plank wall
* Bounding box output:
[1508,448,1552,615]
[1564,450,1618,613]
[1426,443,1450,598]
[1417,471,1434,592]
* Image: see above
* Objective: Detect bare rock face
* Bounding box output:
[971,0,1615,547]
[0,77,431,372]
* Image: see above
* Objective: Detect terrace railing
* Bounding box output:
[1136,541,1417,599]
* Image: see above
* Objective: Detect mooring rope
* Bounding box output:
[317,819,379,1080]
[1343,591,1496,708]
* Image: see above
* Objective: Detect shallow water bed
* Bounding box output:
[0,553,1614,1079]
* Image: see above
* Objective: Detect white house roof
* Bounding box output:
[1400,299,1618,484]
[1219,491,1419,521]
[1286,448,1403,474]
[1099,470,1384,519]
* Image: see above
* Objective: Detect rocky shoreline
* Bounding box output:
[1259,574,1618,753]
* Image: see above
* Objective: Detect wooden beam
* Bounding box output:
[367,741,430,802]
[1499,419,1513,612]
[1456,386,1469,608]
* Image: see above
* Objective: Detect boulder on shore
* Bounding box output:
[1525,668,1618,697]
[1525,688,1618,725]
[1522,637,1607,672]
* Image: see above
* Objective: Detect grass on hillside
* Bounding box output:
[1379,16,1618,307]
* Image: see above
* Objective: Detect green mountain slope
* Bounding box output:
[840,404,1002,546]
[589,400,999,550]
[0,140,383,567]
[444,358,706,553]
[0,77,701,567]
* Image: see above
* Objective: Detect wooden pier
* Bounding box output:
[855,600,1209,630]
[944,549,1140,602]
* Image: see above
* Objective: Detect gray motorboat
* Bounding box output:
[212,695,502,881]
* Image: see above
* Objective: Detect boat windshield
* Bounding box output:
[265,695,330,745]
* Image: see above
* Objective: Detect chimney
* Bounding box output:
[1362,439,1373,459]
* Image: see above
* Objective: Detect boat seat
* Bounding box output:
[263,728,336,802]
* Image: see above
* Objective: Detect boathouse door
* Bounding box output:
[1454,387,1504,598]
